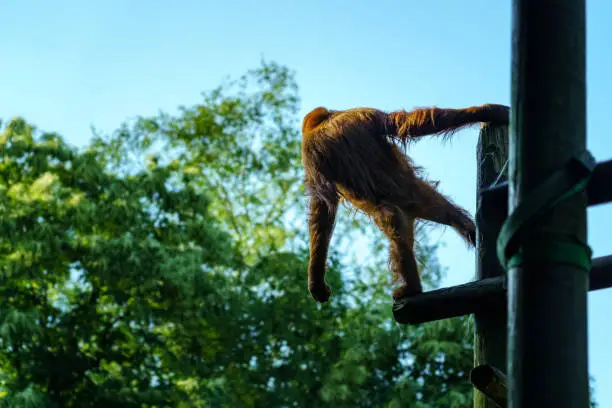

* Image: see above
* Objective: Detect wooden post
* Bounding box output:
[508,0,589,406]
[473,123,508,408]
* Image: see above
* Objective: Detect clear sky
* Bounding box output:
[2,0,611,404]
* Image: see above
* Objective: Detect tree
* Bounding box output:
[0,116,244,406]
[0,60,482,407]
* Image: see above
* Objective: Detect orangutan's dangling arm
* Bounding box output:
[307,191,338,303]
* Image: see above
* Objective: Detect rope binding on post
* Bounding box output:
[496,150,596,272]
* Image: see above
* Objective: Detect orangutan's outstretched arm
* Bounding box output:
[307,192,338,303]
[387,104,509,139]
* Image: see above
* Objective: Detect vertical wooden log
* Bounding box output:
[508,0,589,407]
[473,123,508,408]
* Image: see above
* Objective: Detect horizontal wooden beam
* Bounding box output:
[393,277,505,324]
[393,255,612,324]
[590,255,612,291]
[481,158,612,209]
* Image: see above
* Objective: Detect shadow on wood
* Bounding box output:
[470,364,507,408]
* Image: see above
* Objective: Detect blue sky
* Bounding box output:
[2,0,611,404]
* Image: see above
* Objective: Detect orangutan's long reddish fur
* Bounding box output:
[301,104,510,302]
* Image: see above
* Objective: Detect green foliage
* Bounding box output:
[0,60,481,407]
[93,60,304,263]
[0,116,241,407]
